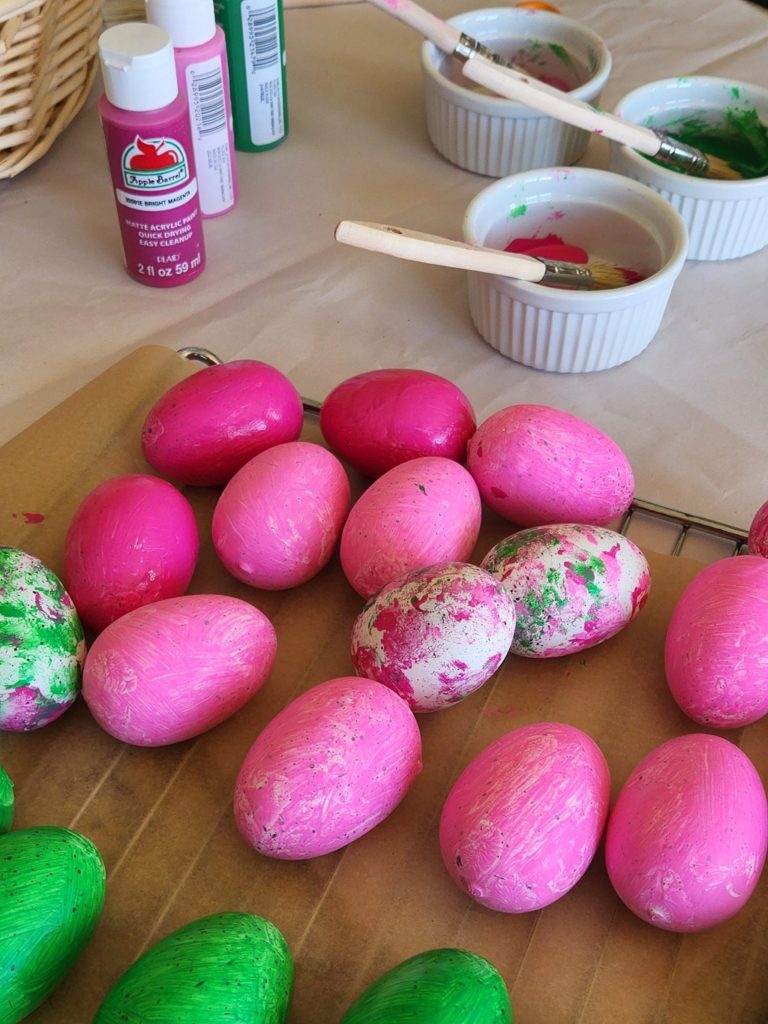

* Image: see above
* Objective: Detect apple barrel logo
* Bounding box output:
[121,136,188,189]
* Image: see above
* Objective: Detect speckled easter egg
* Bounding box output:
[94,912,293,1023]
[440,722,611,912]
[212,441,351,590]
[0,764,13,834]
[0,547,85,731]
[605,733,768,932]
[748,500,768,557]
[481,524,650,658]
[141,359,304,486]
[340,948,512,1023]
[466,404,634,527]
[234,676,422,860]
[63,474,199,633]
[0,826,106,1023]
[664,556,768,728]
[340,457,482,598]
[319,368,477,478]
[82,594,276,746]
[350,562,516,712]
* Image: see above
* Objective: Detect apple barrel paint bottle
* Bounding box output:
[213,0,288,152]
[98,23,206,287]
[145,0,238,218]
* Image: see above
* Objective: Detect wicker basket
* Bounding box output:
[0,0,103,179]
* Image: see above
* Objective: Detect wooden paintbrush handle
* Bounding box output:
[334,220,548,282]
[364,0,462,56]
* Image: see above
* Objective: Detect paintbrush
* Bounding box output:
[364,0,740,181]
[334,220,637,290]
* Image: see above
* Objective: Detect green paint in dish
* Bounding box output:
[94,912,294,1023]
[0,826,106,1024]
[339,947,512,1023]
[650,107,768,179]
[0,763,13,834]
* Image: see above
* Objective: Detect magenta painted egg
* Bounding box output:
[82,594,276,746]
[319,368,476,478]
[481,524,650,658]
[212,441,351,590]
[234,676,422,859]
[664,555,768,728]
[141,359,304,486]
[605,733,768,932]
[351,562,516,712]
[466,404,634,527]
[748,500,768,558]
[439,722,611,912]
[63,474,199,633]
[340,457,482,598]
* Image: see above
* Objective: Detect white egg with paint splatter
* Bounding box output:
[350,562,516,712]
[481,524,650,658]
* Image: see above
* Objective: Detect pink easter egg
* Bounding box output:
[234,676,422,859]
[319,368,476,477]
[63,474,199,633]
[664,555,768,728]
[748,500,768,557]
[351,562,516,712]
[605,733,768,932]
[439,722,611,912]
[141,359,304,486]
[212,441,351,590]
[340,457,482,598]
[466,404,634,527]
[82,594,276,745]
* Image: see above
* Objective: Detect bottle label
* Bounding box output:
[241,0,286,146]
[186,55,236,216]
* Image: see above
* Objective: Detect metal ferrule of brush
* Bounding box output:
[537,259,596,290]
[652,129,710,176]
[455,32,512,68]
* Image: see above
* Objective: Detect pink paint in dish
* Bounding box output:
[505,232,645,286]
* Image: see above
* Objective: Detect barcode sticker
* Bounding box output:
[186,55,236,215]
[241,0,286,146]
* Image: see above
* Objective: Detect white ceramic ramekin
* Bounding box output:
[462,166,689,373]
[610,76,768,261]
[421,8,611,178]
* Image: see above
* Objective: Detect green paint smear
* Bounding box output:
[567,555,605,600]
[649,108,768,179]
[94,912,294,1023]
[340,947,512,1023]
[508,204,528,219]
[0,826,106,1021]
[0,763,13,834]
[547,42,576,73]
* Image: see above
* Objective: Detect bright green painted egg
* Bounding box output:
[0,547,85,731]
[0,826,106,1024]
[0,764,13,833]
[94,912,294,1023]
[340,948,512,1023]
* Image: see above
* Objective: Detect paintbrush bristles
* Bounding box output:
[703,153,743,181]
[585,262,637,290]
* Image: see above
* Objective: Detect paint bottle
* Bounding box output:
[98,22,206,287]
[145,0,238,217]
[212,0,289,152]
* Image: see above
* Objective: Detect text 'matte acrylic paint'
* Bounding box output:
[213,0,288,152]
[145,0,238,217]
[98,22,206,287]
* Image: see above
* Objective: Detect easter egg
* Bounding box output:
[747,499,768,557]
[440,722,611,912]
[481,524,650,657]
[664,556,768,728]
[516,0,560,10]
[0,547,85,731]
[0,826,106,1022]
[141,359,304,486]
[0,764,13,833]
[340,947,512,1023]
[234,676,422,859]
[82,594,276,746]
[94,912,293,1023]
[350,562,516,712]
[212,441,351,590]
[319,368,476,478]
[605,733,768,931]
[466,404,634,527]
[63,474,199,633]
[340,457,482,598]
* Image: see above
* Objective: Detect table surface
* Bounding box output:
[1,0,766,532]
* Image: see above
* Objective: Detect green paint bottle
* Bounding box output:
[213,0,288,152]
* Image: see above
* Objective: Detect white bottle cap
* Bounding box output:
[145,0,216,49]
[99,23,178,112]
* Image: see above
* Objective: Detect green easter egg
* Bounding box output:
[0,826,106,1024]
[0,764,13,833]
[340,948,512,1023]
[0,547,85,731]
[94,911,294,1023]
